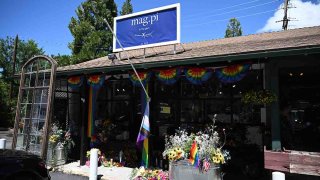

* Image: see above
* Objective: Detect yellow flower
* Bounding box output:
[212,156,220,164]
[216,153,225,163]
[49,135,58,143]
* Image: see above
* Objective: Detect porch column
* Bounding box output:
[80,83,89,165]
[265,59,281,150]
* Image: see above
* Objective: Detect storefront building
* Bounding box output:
[55,26,320,176]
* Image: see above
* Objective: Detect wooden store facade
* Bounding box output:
[54,26,320,176]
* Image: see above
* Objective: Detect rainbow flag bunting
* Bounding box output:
[215,64,250,83]
[129,71,151,87]
[68,76,83,89]
[185,67,212,85]
[189,141,199,167]
[155,68,180,85]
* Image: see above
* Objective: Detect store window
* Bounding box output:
[279,63,320,152]
[95,78,135,160]
[179,69,263,127]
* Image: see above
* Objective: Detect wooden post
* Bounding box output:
[40,57,57,160]
[265,59,281,150]
[9,35,18,101]
[80,82,89,165]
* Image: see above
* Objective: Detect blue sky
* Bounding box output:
[0,0,319,56]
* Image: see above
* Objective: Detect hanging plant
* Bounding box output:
[241,90,277,105]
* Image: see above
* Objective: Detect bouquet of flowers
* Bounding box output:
[85,149,102,166]
[130,166,169,180]
[162,115,230,172]
[49,124,74,149]
[86,149,123,167]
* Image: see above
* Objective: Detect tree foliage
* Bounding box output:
[68,0,118,64]
[120,0,133,15]
[0,36,44,127]
[225,18,242,38]
[0,37,44,80]
[51,54,74,67]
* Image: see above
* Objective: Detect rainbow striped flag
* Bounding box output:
[87,86,96,138]
[136,97,150,168]
[189,141,199,167]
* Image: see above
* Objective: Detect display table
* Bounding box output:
[55,161,133,180]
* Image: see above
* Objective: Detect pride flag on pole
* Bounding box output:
[136,100,150,168]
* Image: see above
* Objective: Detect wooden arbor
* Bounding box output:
[12,55,57,160]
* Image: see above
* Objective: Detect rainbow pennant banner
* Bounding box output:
[155,68,180,85]
[87,75,104,138]
[184,67,212,85]
[68,76,83,89]
[215,64,250,84]
[189,141,199,167]
[129,71,151,87]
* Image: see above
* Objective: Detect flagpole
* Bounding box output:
[103,19,150,102]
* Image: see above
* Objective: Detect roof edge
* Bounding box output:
[56,45,320,77]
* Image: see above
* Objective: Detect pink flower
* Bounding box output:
[85,160,90,167]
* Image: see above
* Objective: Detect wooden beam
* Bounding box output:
[265,148,320,176]
[264,149,290,172]
[290,151,320,176]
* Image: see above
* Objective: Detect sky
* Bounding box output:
[0,0,319,56]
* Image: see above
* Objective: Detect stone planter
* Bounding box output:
[47,144,67,166]
[169,160,221,180]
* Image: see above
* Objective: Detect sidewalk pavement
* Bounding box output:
[54,161,133,180]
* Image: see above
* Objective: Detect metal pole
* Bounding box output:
[103,19,150,102]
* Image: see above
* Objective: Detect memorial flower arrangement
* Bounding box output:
[130,166,169,180]
[85,149,102,166]
[85,149,123,167]
[162,115,230,172]
[49,124,74,149]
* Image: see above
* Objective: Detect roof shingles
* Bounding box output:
[58,26,320,73]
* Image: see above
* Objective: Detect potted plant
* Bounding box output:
[130,166,169,180]
[162,115,230,180]
[48,124,74,166]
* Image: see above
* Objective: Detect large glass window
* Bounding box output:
[279,60,320,152]
[179,69,263,127]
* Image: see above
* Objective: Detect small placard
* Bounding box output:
[160,106,171,114]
